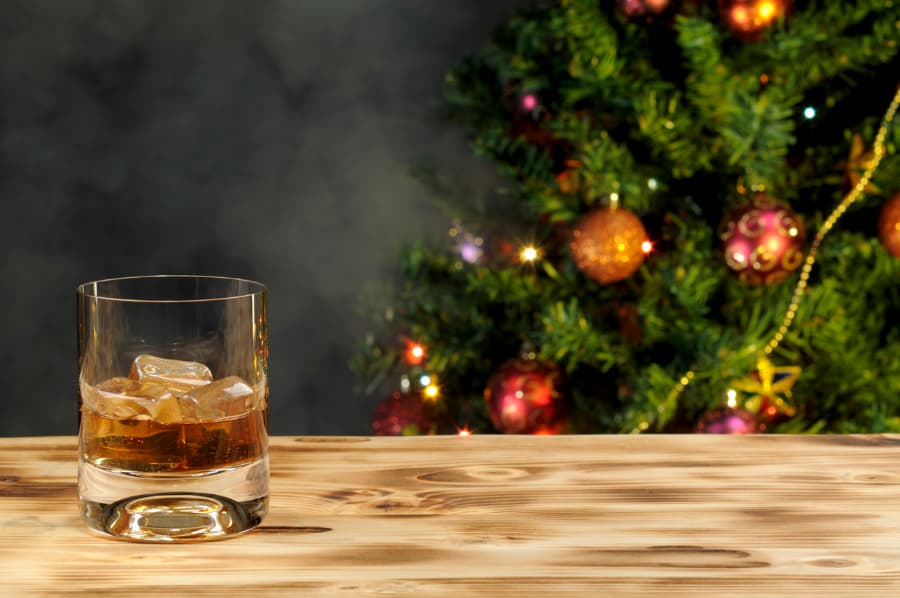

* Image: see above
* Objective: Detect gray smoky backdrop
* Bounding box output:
[0,0,530,436]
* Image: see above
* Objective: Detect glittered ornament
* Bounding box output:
[484,357,567,434]
[878,192,900,258]
[696,407,759,434]
[571,207,649,284]
[719,194,805,286]
[719,0,789,41]
[372,391,437,436]
[618,0,672,18]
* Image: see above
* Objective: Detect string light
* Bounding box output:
[405,341,426,365]
[456,426,472,436]
[521,94,538,112]
[459,240,483,264]
[520,245,539,262]
[451,221,485,264]
[803,106,817,120]
[727,0,781,34]
[641,240,653,254]
[419,374,431,387]
[423,383,440,400]
[757,0,776,20]
[726,389,738,409]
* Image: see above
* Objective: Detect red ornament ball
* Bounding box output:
[719,194,805,286]
[372,391,437,436]
[571,207,649,284]
[719,0,790,41]
[696,407,759,434]
[878,192,900,258]
[484,358,567,434]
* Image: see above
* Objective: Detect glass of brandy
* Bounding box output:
[77,275,268,542]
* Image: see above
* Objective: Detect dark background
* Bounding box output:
[0,0,528,436]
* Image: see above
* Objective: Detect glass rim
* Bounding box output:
[77,274,267,303]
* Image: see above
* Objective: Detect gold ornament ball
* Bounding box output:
[571,207,648,284]
[719,0,790,41]
[878,192,900,258]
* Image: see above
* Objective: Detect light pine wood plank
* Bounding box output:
[1,435,900,596]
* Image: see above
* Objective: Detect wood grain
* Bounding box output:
[2,435,900,596]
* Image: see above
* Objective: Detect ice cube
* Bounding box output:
[85,377,146,419]
[95,376,141,395]
[86,376,183,424]
[179,376,257,422]
[129,354,213,389]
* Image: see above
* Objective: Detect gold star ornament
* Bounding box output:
[730,357,801,419]
[844,133,881,195]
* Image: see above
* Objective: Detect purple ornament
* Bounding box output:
[459,240,483,264]
[696,407,758,434]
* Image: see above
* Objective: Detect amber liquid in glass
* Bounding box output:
[78,377,269,542]
[82,407,268,473]
[77,277,269,542]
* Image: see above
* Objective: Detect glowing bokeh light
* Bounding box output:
[726,389,738,409]
[521,94,537,111]
[406,342,426,365]
[459,241,483,263]
[757,1,776,20]
[423,384,440,400]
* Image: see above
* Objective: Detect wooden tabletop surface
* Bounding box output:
[1,435,900,596]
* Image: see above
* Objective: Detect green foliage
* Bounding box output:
[538,299,625,374]
[354,0,900,434]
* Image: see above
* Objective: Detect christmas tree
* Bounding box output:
[354,0,900,435]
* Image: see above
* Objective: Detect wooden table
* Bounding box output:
[2,436,900,596]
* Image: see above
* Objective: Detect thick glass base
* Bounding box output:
[78,457,268,542]
[81,493,267,542]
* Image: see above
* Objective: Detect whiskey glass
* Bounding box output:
[77,275,268,541]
